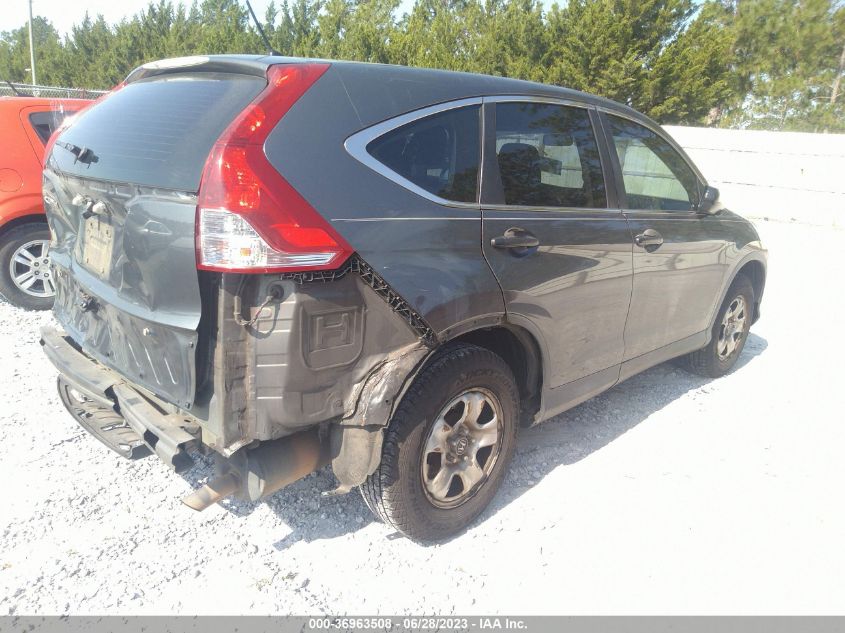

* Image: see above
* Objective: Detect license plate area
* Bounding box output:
[81,216,115,278]
[51,271,199,409]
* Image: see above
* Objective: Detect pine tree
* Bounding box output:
[0,0,841,131]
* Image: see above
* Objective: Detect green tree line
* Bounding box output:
[1,0,843,131]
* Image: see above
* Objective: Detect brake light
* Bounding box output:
[43,81,125,165]
[197,63,353,273]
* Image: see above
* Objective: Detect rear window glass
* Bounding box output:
[50,73,265,192]
[29,110,77,144]
[367,105,481,203]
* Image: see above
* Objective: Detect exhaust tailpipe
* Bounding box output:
[182,471,240,511]
[182,428,331,511]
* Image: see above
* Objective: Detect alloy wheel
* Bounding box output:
[10,239,54,298]
[717,294,748,360]
[421,389,504,509]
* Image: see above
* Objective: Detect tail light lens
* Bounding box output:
[197,63,353,273]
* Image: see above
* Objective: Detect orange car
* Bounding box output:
[0,96,89,309]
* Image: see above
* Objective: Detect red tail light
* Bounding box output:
[196,63,353,273]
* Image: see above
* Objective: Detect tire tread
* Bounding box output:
[361,343,518,541]
[678,273,755,378]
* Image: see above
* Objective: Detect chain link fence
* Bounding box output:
[0,82,107,99]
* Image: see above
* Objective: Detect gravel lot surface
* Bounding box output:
[1,219,844,615]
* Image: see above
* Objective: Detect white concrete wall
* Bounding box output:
[663,126,845,226]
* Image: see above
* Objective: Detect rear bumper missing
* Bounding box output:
[40,326,362,506]
[40,259,438,503]
[41,326,199,471]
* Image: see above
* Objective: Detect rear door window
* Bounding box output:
[493,102,607,208]
[366,105,481,203]
[50,73,265,192]
[606,115,700,211]
[29,110,76,144]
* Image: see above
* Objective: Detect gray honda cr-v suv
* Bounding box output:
[40,55,766,542]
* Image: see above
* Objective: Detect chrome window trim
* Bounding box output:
[332,216,486,222]
[344,94,599,209]
[482,94,591,109]
[333,209,626,218]
[482,204,625,216]
[344,97,484,209]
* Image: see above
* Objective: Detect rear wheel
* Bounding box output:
[0,222,55,311]
[679,273,754,378]
[361,343,518,543]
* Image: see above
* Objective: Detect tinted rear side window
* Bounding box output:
[367,105,480,203]
[494,102,606,208]
[50,73,265,191]
[29,110,76,144]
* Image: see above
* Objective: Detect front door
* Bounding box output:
[601,113,732,363]
[481,100,633,396]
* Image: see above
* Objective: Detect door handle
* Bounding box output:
[634,228,664,249]
[491,228,540,249]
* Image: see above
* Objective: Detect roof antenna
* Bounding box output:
[245,0,282,56]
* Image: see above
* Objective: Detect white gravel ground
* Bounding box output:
[1,219,844,615]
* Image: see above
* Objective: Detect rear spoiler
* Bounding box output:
[123,55,303,85]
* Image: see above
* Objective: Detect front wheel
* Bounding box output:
[361,343,519,543]
[679,273,754,378]
[0,222,55,311]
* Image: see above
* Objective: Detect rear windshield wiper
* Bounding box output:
[55,141,98,165]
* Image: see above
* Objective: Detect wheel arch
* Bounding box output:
[706,253,767,333]
[446,324,543,426]
[0,213,48,239]
[735,258,766,323]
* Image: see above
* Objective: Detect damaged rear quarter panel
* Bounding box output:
[196,265,432,452]
[86,65,510,454]
[341,340,429,427]
[263,65,507,337]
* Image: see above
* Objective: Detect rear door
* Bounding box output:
[481,98,633,397]
[44,70,267,408]
[600,113,730,363]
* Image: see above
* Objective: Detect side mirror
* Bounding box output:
[698,185,721,214]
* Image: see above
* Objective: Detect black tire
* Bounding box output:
[0,222,55,311]
[679,273,754,378]
[361,343,519,543]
